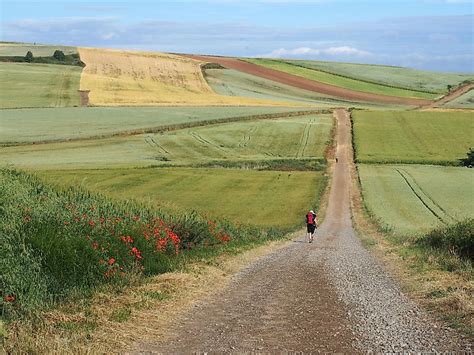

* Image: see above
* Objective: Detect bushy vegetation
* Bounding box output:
[416,219,473,261]
[0,51,84,66]
[460,148,474,167]
[0,169,283,319]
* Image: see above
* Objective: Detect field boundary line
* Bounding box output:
[277,59,442,96]
[1,109,330,147]
[395,168,448,224]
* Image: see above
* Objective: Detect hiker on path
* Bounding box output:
[306,210,318,243]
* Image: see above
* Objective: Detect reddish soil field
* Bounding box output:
[185,54,433,106]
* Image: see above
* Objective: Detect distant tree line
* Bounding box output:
[0,50,84,67]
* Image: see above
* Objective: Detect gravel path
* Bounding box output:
[135,109,470,353]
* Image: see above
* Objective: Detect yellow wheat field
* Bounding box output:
[78,48,296,106]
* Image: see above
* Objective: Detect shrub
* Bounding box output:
[24,51,33,62]
[53,50,66,61]
[416,219,474,260]
[460,148,474,167]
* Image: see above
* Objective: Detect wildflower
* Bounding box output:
[92,242,99,250]
[108,257,116,265]
[88,220,95,227]
[64,221,69,225]
[121,235,134,244]
[132,215,140,221]
[24,215,32,222]
[4,295,15,302]
[99,217,105,224]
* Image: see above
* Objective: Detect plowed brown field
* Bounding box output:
[185,55,433,106]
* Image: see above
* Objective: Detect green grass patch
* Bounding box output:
[281,59,473,94]
[358,164,474,235]
[0,63,82,108]
[0,168,287,319]
[353,110,473,165]
[37,167,325,228]
[0,106,318,144]
[108,307,132,323]
[1,114,332,169]
[245,58,438,99]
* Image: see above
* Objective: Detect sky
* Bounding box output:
[1,0,473,72]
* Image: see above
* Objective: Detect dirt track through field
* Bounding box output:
[135,109,468,353]
[423,82,474,108]
[184,55,433,106]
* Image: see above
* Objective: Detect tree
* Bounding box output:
[53,50,66,61]
[460,148,474,167]
[25,51,34,62]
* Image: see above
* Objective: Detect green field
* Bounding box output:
[37,167,324,228]
[0,106,316,144]
[442,89,474,109]
[0,43,77,57]
[205,68,410,109]
[283,59,473,94]
[0,63,82,108]
[359,164,474,235]
[0,114,332,168]
[245,59,438,100]
[352,110,473,164]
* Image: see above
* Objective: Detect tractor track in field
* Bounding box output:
[184,54,433,106]
[134,109,469,353]
[190,131,227,153]
[396,168,454,224]
[296,117,314,158]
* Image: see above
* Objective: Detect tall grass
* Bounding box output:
[0,169,284,319]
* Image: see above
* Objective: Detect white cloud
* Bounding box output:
[261,46,372,58]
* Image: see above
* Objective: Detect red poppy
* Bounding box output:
[108,257,116,265]
[4,295,15,302]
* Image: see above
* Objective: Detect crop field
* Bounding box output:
[0,62,82,108]
[78,48,292,106]
[442,89,474,109]
[245,59,438,100]
[0,114,332,168]
[37,167,324,228]
[0,106,313,144]
[359,164,474,235]
[0,42,77,56]
[283,59,473,94]
[204,68,409,109]
[352,110,473,164]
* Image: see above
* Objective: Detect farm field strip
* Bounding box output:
[183,54,429,106]
[244,59,438,100]
[204,68,409,109]
[0,106,319,144]
[358,164,474,235]
[352,110,473,164]
[78,48,295,106]
[0,43,78,56]
[37,167,325,228]
[0,114,332,168]
[0,62,82,108]
[281,59,473,95]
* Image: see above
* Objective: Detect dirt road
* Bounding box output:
[135,109,467,353]
[184,55,433,107]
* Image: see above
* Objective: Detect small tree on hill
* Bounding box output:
[460,148,474,167]
[25,51,34,62]
[53,50,66,61]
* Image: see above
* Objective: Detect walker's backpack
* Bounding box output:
[306,212,314,224]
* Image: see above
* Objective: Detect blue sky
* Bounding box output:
[1,0,473,72]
